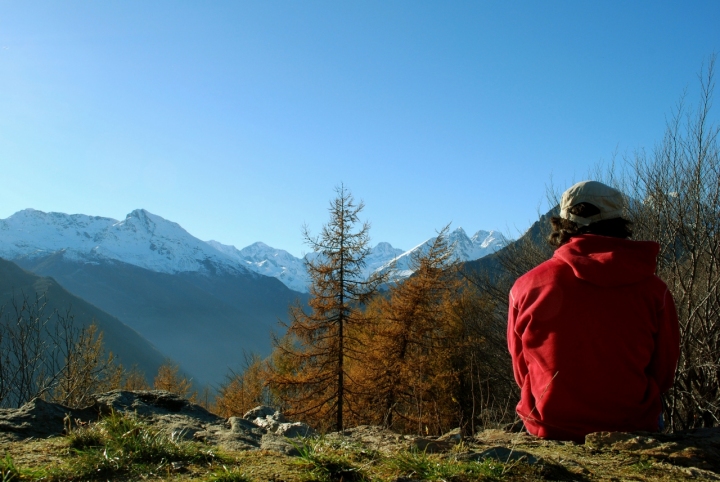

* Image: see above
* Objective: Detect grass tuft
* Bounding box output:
[0,453,48,482]
[65,410,223,479]
[294,438,370,482]
[0,454,18,482]
[389,449,506,481]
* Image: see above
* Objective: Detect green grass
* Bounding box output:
[0,453,49,482]
[388,449,505,481]
[63,410,225,480]
[0,415,577,481]
[0,453,20,482]
[631,457,655,472]
[293,437,372,482]
[289,437,521,482]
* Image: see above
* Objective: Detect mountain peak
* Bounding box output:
[0,208,250,277]
[0,208,510,293]
[247,241,271,250]
[121,208,167,228]
[449,227,471,241]
[372,241,402,254]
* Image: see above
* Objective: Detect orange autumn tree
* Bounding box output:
[153,361,195,400]
[354,225,466,435]
[267,185,386,431]
[214,354,271,417]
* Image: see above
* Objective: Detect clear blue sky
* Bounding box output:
[1,1,718,257]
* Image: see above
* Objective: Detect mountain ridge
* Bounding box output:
[0,208,255,277]
[0,209,508,293]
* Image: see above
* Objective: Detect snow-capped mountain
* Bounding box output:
[374,227,507,279]
[211,228,506,292]
[0,209,304,386]
[0,209,507,294]
[364,242,406,274]
[0,208,253,276]
[207,239,407,293]
[0,208,508,385]
[207,240,310,293]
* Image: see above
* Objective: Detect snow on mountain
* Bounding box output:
[0,209,508,293]
[207,240,309,292]
[363,242,405,275]
[0,209,252,276]
[207,240,405,293]
[212,229,504,293]
[374,227,508,279]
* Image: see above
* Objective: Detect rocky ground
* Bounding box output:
[1,390,719,481]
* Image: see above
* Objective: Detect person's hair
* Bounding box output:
[548,202,633,248]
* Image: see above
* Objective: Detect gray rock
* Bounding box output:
[260,433,303,456]
[253,416,279,432]
[93,390,224,440]
[252,408,292,433]
[276,422,316,438]
[243,405,276,420]
[198,422,262,452]
[460,446,539,464]
[94,390,221,424]
[438,427,462,444]
[326,425,411,454]
[229,416,259,433]
[145,413,209,441]
[0,391,317,453]
[585,431,662,450]
[411,437,452,453]
[0,398,96,441]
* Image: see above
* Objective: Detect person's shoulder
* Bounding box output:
[512,256,564,291]
[646,273,674,299]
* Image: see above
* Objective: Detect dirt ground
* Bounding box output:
[2,426,720,481]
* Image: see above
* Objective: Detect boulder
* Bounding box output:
[229,416,259,433]
[94,390,220,422]
[242,405,276,420]
[0,398,96,442]
[411,437,452,453]
[326,425,411,454]
[253,416,280,432]
[461,446,539,465]
[276,421,316,438]
[0,392,316,451]
[260,433,303,456]
[438,427,463,444]
[94,390,223,440]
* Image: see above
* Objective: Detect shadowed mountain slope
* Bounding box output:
[16,253,308,386]
[0,258,167,381]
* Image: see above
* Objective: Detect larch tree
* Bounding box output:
[355,225,464,434]
[268,185,386,431]
[153,361,195,400]
[214,354,271,417]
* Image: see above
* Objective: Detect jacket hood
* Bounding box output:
[554,234,660,287]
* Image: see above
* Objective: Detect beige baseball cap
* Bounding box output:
[560,181,625,226]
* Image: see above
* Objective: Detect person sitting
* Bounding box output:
[507,180,680,442]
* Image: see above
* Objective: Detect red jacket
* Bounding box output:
[508,234,680,442]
